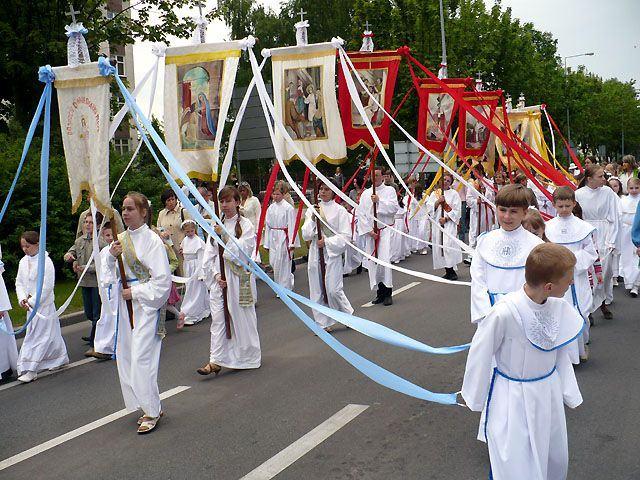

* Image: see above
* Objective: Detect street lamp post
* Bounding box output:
[564,52,595,148]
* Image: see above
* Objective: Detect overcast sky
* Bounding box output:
[132,0,639,120]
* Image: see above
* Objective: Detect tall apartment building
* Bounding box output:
[99,0,138,154]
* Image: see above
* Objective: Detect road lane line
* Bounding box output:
[0,385,191,472]
[239,403,369,480]
[0,357,97,392]
[361,281,421,307]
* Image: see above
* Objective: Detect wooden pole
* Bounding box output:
[313,175,329,304]
[212,182,233,339]
[371,148,379,258]
[110,210,134,329]
[439,169,445,252]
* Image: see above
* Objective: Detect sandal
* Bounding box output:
[138,411,163,426]
[196,362,221,376]
[137,415,161,434]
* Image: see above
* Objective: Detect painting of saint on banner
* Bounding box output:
[426,92,454,142]
[465,106,490,150]
[177,60,224,150]
[350,68,386,128]
[283,66,326,141]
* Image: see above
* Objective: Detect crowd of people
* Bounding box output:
[0,154,639,477]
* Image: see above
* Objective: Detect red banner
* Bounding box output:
[458,90,502,158]
[337,50,401,150]
[416,78,472,154]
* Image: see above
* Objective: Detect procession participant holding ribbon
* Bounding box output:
[263,180,299,292]
[545,186,598,363]
[619,177,640,297]
[0,245,18,381]
[16,231,69,383]
[575,165,620,320]
[427,172,463,281]
[356,167,397,306]
[470,184,544,324]
[105,192,171,434]
[197,186,261,376]
[302,180,354,332]
[178,219,209,327]
[461,243,583,480]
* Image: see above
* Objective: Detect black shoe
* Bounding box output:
[356,265,363,275]
[1,368,13,381]
[449,271,458,281]
[82,336,91,342]
[372,289,384,304]
[589,314,594,327]
[600,303,613,320]
[383,295,393,306]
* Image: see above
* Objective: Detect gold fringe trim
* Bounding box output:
[271,50,336,62]
[165,50,241,66]
[285,153,346,166]
[346,138,389,151]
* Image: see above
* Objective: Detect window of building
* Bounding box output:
[113,138,129,155]
[114,55,126,77]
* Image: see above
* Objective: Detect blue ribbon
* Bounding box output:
[0,69,53,336]
[113,73,461,405]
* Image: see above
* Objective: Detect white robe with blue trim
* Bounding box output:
[462,288,583,480]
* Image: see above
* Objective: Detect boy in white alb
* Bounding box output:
[92,222,118,360]
[545,186,598,363]
[462,243,583,480]
[263,181,299,292]
[470,184,544,323]
[619,178,640,296]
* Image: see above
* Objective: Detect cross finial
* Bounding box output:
[66,3,80,24]
[298,8,307,22]
[198,1,204,16]
[364,20,371,31]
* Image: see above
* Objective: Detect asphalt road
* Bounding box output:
[0,254,638,479]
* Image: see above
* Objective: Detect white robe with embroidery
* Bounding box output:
[204,215,261,369]
[93,245,118,355]
[470,226,544,323]
[575,185,620,306]
[15,252,68,374]
[0,248,18,374]
[263,200,299,291]
[180,234,210,324]
[427,189,463,270]
[302,200,354,328]
[619,194,640,289]
[357,183,397,289]
[462,288,583,480]
[466,179,496,249]
[105,224,171,418]
[545,215,598,362]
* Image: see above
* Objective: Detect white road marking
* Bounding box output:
[239,403,369,480]
[0,385,191,472]
[361,281,422,307]
[0,357,97,392]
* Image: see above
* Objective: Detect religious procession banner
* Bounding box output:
[493,105,549,166]
[52,62,112,214]
[271,42,346,164]
[457,90,501,159]
[164,41,242,181]
[337,50,401,150]
[416,78,471,154]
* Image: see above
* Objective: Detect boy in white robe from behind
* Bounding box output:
[0,245,18,380]
[178,220,210,326]
[545,186,598,363]
[263,181,299,293]
[301,182,354,331]
[198,186,261,375]
[15,231,69,383]
[461,243,584,480]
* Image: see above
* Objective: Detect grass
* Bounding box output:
[8,279,85,327]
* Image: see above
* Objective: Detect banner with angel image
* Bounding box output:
[164,41,242,181]
[416,77,472,154]
[271,42,346,164]
[337,50,401,150]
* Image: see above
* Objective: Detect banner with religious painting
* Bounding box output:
[164,41,242,181]
[457,90,502,158]
[416,78,472,154]
[271,42,346,164]
[337,50,401,150]
[53,62,112,214]
[493,105,550,170]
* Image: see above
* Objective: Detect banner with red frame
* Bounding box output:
[416,77,472,154]
[337,50,401,150]
[458,90,502,158]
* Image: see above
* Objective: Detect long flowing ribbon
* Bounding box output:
[112,63,463,405]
